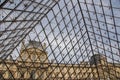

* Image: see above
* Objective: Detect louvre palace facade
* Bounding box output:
[0,41,120,80]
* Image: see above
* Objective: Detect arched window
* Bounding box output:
[14,71,21,79]
[3,71,13,79]
[22,53,28,61]
[31,70,35,79]
[0,71,4,79]
[24,71,30,79]
[31,54,37,62]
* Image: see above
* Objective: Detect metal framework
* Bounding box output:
[0,0,120,80]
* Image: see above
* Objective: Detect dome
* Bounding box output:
[90,54,107,65]
[21,40,46,51]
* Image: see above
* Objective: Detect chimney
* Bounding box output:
[43,43,46,50]
[21,39,25,51]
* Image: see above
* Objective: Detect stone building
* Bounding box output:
[0,41,120,80]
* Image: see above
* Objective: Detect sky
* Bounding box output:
[0,0,120,64]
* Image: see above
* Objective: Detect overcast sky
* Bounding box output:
[0,0,120,64]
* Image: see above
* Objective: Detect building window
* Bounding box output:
[31,70,35,79]
[22,54,28,61]
[31,54,37,62]
[0,73,3,79]
[8,72,13,79]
